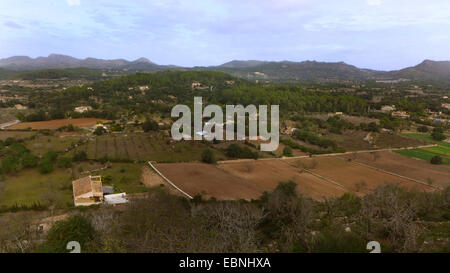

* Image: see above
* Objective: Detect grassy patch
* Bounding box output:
[394,148,450,164]
[0,168,73,208]
[401,133,450,148]
[96,163,147,194]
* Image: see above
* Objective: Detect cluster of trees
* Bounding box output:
[293,130,338,151]
[217,86,368,115]
[431,127,446,141]
[0,139,38,174]
[225,144,259,159]
[5,182,447,253]
[0,137,74,176]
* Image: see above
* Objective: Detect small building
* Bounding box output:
[104,193,128,205]
[102,186,115,195]
[381,105,396,113]
[335,112,343,116]
[72,176,104,206]
[191,81,202,89]
[442,103,450,109]
[74,106,92,113]
[14,104,28,110]
[391,111,410,118]
[225,80,235,85]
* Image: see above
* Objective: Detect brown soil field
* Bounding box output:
[285,156,435,194]
[7,118,109,130]
[153,163,265,200]
[341,151,450,189]
[218,160,348,200]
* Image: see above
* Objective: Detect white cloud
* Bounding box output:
[67,0,81,6]
[367,0,381,6]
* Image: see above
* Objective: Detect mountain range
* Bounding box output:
[0,54,449,82]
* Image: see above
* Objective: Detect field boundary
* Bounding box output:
[147,161,193,199]
[336,156,443,191]
[280,159,348,190]
[217,144,438,164]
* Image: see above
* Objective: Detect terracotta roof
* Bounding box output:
[72,176,103,198]
[72,176,93,197]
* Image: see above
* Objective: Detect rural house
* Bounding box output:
[72,176,104,206]
[74,106,93,113]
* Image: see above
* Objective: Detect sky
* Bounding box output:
[0,0,449,70]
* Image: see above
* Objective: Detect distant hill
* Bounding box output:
[388,60,450,80]
[1,54,449,83]
[208,60,380,81]
[0,54,165,71]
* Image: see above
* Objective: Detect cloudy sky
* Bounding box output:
[0,0,449,70]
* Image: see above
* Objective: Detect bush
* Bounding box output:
[73,151,87,162]
[39,158,54,174]
[430,156,443,165]
[93,126,106,136]
[43,151,58,163]
[22,153,39,168]
[58,156,73,168]
[142,119,159,132]
[225,144,258,159]
[201,149,216,164]
[417,126,428,133]
[431,131,446,141]
[283,146,293,157]
[37,215,98,253]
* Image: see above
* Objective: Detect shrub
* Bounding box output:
[417,126,428,133]
[57,156,73,168]
[283,146,293,157]
[39,158,54,174]
[430,156,443,165]
[22,153,39,168]
[37,215,97,253]
[73,151,87,162]
[142,119,159,132]
[201,149,216,164]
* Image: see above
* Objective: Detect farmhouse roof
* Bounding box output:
[72,176,103,198]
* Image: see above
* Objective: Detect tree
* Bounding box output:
[39,158,54,174]
[431,127,446,141]
[142,119,158,132]
[57,156,72,168]
[430,156,443,165]
[201,149,216,164]
[22,153,39,168]
[283,146,293,157]
[73,151,87,162]
[37,215,98,253]
[93,126,107,136]
[417,126,428,133]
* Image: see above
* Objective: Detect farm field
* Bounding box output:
[0,130,36,141]
[394,148,450,165]
[71,132,226,163]
[7,118,109,130]
[341,151,450,188]
[401,133,450,148]
[25,134,81,156]
[284,156,436,193]
[0,168,73,208]
[148,152,439,202]
[217,160,348,199]
[154,162,265,200]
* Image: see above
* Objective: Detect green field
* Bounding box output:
[401,133,450,148]
[394,148,450,164]
[0,168,73,208]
